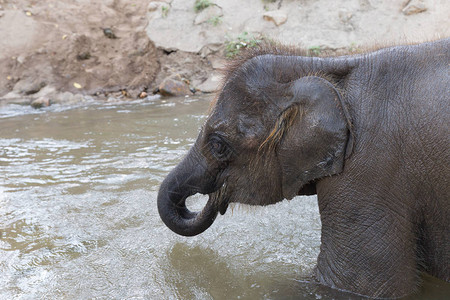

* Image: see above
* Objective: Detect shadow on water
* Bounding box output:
[162,243,450,300]
[161,242,450,300]
[162,242,308,299]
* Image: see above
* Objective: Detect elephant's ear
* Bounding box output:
[261,76,354,200]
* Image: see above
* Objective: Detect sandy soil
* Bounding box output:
[0,0,159,101]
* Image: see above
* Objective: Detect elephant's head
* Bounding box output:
[157,55,354,236]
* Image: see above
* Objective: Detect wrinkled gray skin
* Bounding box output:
[157,38,449,298]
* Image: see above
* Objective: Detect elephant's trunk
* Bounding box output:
[157,148,219,237]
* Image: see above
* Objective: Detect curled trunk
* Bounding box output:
[157,149,219,236]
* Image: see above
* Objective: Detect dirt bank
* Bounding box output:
[0,0,449,106]
[0,0,159,104]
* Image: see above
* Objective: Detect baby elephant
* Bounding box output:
[157,38,449,298]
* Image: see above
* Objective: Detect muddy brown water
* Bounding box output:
[0,96,448,299]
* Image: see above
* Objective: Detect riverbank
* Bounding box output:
[0,0,448,108]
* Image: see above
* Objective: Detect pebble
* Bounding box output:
[402,0,427,15]
[102,28,117,39]
[31,97,50,108]
[263,10,288,26]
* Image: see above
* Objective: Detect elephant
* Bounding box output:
[157,38,449,298]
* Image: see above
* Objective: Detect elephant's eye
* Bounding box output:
[209,136,231,160]
[211,140,225,154]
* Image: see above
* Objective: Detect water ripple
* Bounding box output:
[1,96,446,299]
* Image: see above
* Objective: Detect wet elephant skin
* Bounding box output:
[157,38,450,299]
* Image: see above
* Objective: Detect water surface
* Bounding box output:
[0,96,448,299]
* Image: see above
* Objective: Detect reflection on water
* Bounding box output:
[0,96,448,299]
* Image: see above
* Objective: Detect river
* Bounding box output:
[0,96,448,299]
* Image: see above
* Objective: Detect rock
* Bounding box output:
[145,1,224,53]
[31,97,50,108]
[121,89,130,97]
[102,28,117,39]
[13,78,46,95]
[145,0,450,56]
[1,91,22,100]
[60,92,75,103]
[72,94,85,103]
[125,88,141,99]
[194,5,223,25]
[159,75,193,97]
[16,55,26,64]
[49,91,83,104]
[402,0,427,15]
[34,85,56,98]
[197,72,222,93]
[199,43,223,58]
[263,10,288,26]
[207,55,226,70]
[50,91,74,104]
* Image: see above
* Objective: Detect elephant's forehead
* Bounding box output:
[206,86,271,137]
[206,106,265,139]
[205,108,238,133]
[215,93,266,118]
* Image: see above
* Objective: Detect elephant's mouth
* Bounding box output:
[209,182,231,215]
